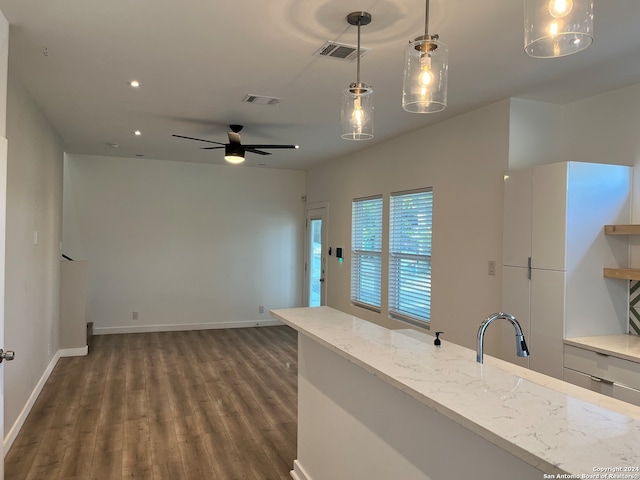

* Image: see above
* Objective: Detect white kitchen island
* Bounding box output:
[270,306,640,480]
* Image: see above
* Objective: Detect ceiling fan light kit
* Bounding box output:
[525,0,594,58]
[402,0,448,114]
[172,124,297,165]
[341,11,374,141]
[224,143,245,164]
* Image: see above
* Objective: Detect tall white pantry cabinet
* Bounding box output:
[500,161,631,380]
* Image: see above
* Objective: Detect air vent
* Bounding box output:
[313,41,371,62]
[242,94,282,106]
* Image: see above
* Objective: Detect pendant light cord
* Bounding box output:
[356,16,361,85]
[424,0,430,36]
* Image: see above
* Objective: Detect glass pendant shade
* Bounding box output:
[341,83,374,141]
[402,36,448,114]
[524,0,593,58]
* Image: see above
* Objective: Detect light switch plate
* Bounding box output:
[488,260,496,276]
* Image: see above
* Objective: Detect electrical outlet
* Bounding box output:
[488,260,496,276]
[132,310,139,320]
[258,305,264,314]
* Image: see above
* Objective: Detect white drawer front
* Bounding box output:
[609,383,640,407]
[563,367,602,392]
[564,345,640,390]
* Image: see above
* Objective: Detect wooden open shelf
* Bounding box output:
[604,225,640,235]
[603,225,640,280]
[603,268,640,281]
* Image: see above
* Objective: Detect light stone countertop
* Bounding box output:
[271,306,640,477]
[565,334,640,363]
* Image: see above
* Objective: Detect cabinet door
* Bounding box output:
[502,169,532,268]
[530,268,565,380]
[500,265,530,368]
[531,162,567,271]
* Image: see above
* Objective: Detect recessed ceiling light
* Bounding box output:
[135,154,144,157]
[134,130,141,136]
[130,80,141,88]
[108,143,119,148]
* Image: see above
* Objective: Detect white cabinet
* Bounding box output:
[564,344,640,407]
[500,162,632,380]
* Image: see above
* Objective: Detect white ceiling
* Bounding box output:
[1,0,640,170]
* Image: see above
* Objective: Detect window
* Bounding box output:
[351,196,383,310]
[389,188,433,324]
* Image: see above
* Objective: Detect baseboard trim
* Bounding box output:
[60,345,88,357]
[291,460,312,480]
[4,350,62,457]
[94,319,283,335]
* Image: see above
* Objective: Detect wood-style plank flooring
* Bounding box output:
[5,326,298,480]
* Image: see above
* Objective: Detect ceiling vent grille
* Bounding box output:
[242,94,282,106]
[313,41,371,62]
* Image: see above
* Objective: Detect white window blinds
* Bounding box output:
[389,188,433,324]
[351,196,383,310]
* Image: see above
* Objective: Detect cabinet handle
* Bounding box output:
[527,257,532,279]
[590,375,614,385]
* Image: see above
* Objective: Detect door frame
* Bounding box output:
[304,202,328,307]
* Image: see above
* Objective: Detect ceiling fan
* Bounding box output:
[173,124,299,164]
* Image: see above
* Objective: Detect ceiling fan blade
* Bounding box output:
[201,146,225,150]
[243,144,298,149]
[245,148,271,156]
[228,131,242,144]
[172,134,226,146]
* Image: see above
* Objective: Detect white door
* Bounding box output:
[304,205,328,307]
[531,162,567,271]
[530,268,565,380]
[502,168,532,268]
[500,265,531,368]
[0,10,9,480]
[0,138,6,480]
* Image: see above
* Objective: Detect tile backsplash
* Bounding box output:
[630,280,640,335]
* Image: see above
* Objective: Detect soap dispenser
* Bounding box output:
[434,331,443,347]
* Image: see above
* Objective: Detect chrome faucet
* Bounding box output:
[476,312,529,364]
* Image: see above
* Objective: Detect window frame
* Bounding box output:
[388,187,433,326]
[350,195,383,312]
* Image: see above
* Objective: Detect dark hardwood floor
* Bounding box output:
[5,326,298,480]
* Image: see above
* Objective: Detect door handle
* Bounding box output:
[0,349,15,363]
[319,278,325,283]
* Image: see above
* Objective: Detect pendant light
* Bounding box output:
[402,0,448,114]
[524,0,593,58]
[341,12,374,141]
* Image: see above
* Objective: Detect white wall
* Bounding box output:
[508,98,564,169]
[4,72,63,436]
[562,82,640,168]
[306,100,511,351]
[63,154,306,333]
